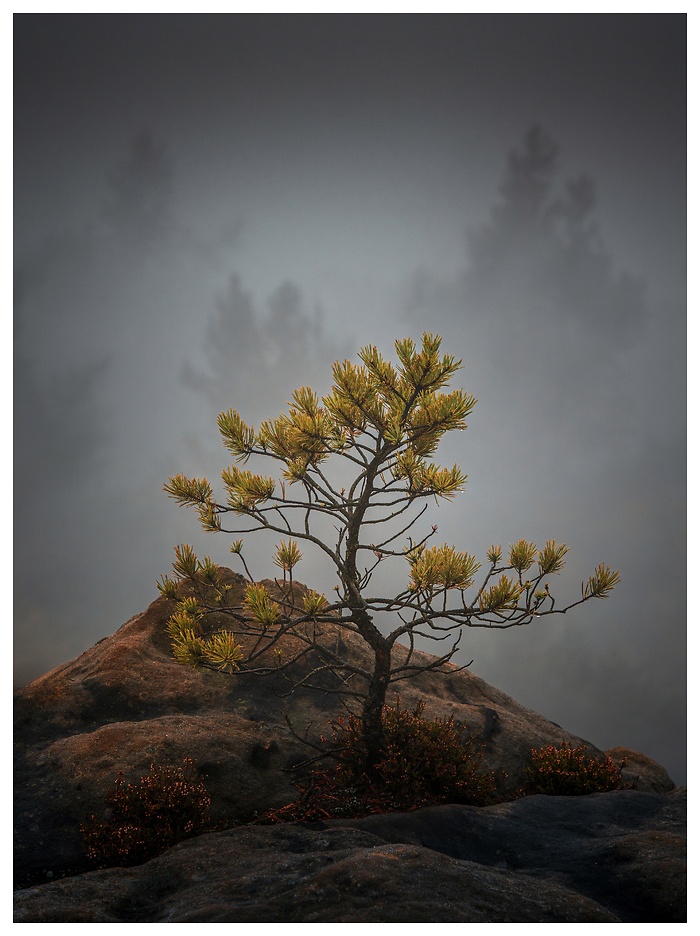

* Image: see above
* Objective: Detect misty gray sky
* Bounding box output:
[14,13,686,783]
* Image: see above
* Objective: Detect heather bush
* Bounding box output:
[522,741,628,796]
[263,700,497,822]
[81,758,212,867]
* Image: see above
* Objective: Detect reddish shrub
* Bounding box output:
[262,700,497,822]
[81,758,212,867]
[522,741,628,796]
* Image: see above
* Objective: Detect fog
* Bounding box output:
[14,14,686,783]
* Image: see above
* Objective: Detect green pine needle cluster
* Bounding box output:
[273,539,303,573]
[166,593,244,674]
[408,543,481,592]
[243,583,281,626]
[538,540,569,575]
[301,589,329,616]
[583,564,622,599]
[479,574,523,612]
[221,466,276,510]
[509,539,537,573]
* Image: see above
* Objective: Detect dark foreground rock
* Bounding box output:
[14,788,686,923]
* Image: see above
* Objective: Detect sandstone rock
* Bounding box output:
[14,571,678,900]
[605,746,676,793]
[13,788,686,923]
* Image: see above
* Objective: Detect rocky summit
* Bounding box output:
[14,571,685,922]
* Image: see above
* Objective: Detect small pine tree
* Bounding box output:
[160,333,619,772]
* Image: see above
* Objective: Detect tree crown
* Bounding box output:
[160,333,619,699]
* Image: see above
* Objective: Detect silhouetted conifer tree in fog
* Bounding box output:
[14,274,110,492]
[182,274,343,421]
[467,125,644,341]
[103,130,175,250]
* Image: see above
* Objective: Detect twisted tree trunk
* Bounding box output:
[360,638,392,778]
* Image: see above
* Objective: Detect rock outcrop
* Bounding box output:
[14,790,686,922]
[14,571,683,920]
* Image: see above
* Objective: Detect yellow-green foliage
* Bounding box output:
[221,466,276,509]
[486,544,503,564]
[166,591,244,673]
[393,452,467,499]
[273,539,303,573]
[201,631,244,673]
[509,539,537,573]
[172,543,199,578]
[408,544,481,592]
[171,628,207,667]
[583,564,621,599]
[479,574,523,612]
[203,333,478,495]
[157,574,179,600]
[163,474,212,507]
[537,540,569,575]
[243,583,280,626]
[217,408,255,460]
[302,589,328,616]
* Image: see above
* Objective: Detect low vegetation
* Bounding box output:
[81,759,212,867]
[260,700,498,822]
[522,741,629,796]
